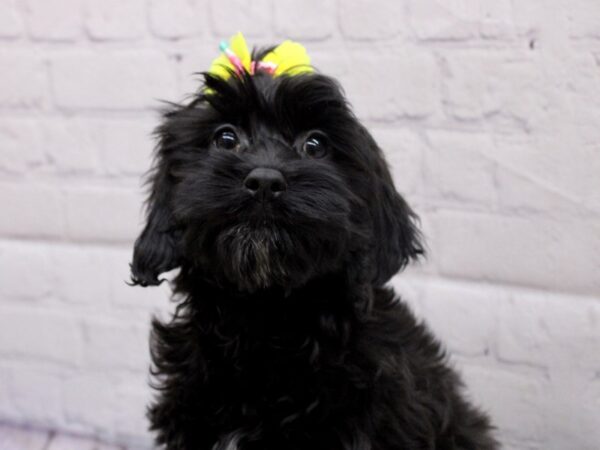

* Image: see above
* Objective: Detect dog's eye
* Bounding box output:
[302,133,328,158]
[214,128,240,151]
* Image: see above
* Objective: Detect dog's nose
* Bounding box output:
[244,168,287,200]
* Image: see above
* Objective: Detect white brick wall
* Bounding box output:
[0,1,599,449]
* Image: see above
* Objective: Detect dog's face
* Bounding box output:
[131,67,422,293]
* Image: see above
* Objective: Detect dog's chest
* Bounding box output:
[203,327,355,428]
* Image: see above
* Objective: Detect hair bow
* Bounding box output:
[208,32,314,81]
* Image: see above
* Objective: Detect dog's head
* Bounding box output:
[131,45,422,293]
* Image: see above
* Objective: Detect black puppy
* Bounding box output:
[131,40,497,449]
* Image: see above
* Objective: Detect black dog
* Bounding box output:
[131,45,498,449]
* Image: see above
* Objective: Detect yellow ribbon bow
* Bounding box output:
[208,32,314,80]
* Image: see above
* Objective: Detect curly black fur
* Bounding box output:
[130,49,498,449]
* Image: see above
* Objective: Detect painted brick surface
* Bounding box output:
[0,1,599,449]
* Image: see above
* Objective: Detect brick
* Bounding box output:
[319,49,440,120]
[50,51,177,110]
[0,183,65,239]
[0,308,83,365]
[37,118,154,176]
[441,50,550,128]
[0,119,45,173]
[339,0,405,40]
[423,131,497,207]
[23,0,82,40]
[9,367,64,425]
[459,363,548,444]
[567,0,600,39]
[431,211,600,296]
[407,0,516,41]
[537,367,600,450]
[148,0,204,39]
[98,119,155,176]
[511,0,550,37]
[418,280,504,356]
[41,118,102,173]
[0,241,56,300]
[407,0,478,41]
[562,53,600,126]
[497,292,600,371]
[47,434,124,450]
[371,128,424,196]
[82,318,150,371]
[0,50,47,108]
[52,245,112,305]
[580,376,600,448]
[64,186,143,243]
[495,160,586,216]
[0,0,24,38]
[83,0,146,40]
[112,379,154,447]
[0,424,50,450]
[274,0,335,41]
[62,373,116,430]
[490,134,600,216]
[209,0,273,38]
[0,367,14,418]
[477,2,518,39]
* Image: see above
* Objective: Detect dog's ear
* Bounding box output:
[361,127,423,285]
[130,149,181,287]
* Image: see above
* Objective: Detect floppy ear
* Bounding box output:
[130,162,181,287]
[363,129,424,285]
